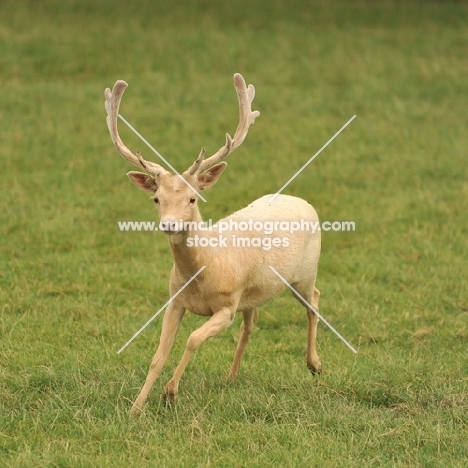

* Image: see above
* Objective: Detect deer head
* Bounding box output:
[104,74,260,234]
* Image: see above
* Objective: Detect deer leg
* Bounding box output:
[306,287,322,374]
[164,307,235,401]
[227,308,258,380]
[293,285,322,375]
[130,303,185,414]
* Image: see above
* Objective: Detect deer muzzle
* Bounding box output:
[159,219,181,234]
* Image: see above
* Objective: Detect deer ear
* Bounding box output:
[127,171,158,193]
[197,162,227,190]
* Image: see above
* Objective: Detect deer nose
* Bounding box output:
[159,219,180,233]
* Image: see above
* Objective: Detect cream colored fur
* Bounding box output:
[104,74,322,414]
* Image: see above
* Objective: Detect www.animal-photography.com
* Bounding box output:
[1,1,467,466]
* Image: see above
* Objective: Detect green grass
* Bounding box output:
[1,0,467,466]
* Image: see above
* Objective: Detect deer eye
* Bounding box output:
[190,197,196,204]
[154,197,159,204]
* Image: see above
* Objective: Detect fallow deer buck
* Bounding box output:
[105,74,322,413]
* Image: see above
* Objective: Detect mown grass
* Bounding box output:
[1,0,467,466]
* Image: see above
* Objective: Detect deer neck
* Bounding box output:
[167,211,211,278]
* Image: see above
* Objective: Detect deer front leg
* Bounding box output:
[227,308,258,380]
[130,303,185,414]
[164,307,235,402]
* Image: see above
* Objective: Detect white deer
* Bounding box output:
[105,74,322,413]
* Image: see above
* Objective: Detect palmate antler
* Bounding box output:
[189,73,260,175]
[104,81,167,176]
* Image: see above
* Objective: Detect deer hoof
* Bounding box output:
[164,392,178,404]
[307,362,322,375]
[129,403,143,416]
[164,382,178,403]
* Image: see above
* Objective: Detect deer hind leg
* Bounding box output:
[307,287,322,374]
[227,308,258,380]
[293,285,322,375]
[164,307,235,402]
[130,303,185,414]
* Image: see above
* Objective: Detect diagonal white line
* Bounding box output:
[268,115,356,203]
[269,266,357,354]
[118,114,207,203]
[117,266,206,354]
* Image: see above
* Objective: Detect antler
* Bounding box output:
[104,81,166,176]
[189,73,260,175]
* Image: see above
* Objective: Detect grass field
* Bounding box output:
[1,0,467,466]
